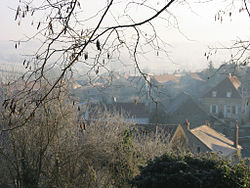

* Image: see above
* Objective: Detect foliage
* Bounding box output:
[0,89,79,187]
[132,152,250,188]
[0,89,170,187]
[108,129,138,187]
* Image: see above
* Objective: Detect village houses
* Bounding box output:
[202,74,250,121]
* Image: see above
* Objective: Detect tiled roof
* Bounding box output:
[136,123,180,138]
[228,75,241,89]
[153,74,180,84]
[166,92,213,127]
[189,73,205,81]
[166,92,191,114]
[203,75,242,98]
[85,102,149,120]
[190,125,241,157]
[107,102,149,118]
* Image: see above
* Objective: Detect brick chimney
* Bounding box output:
[205,120,210,127]
[184,119,190,130]
[234,121,239,148]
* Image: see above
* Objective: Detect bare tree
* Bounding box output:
[0,87,79,187]
[3,0,249,131]
[0,88,171,187]
[205,0,250,67]
[4,0,180,130]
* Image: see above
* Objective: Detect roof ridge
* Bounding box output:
[189,125,240,156]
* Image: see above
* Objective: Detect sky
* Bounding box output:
[0,0,249,74]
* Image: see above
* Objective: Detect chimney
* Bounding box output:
[234,120,239,148]
[184,119,190,130]
[205,120,210,127]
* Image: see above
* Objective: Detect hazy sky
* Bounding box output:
[0,0,249,74]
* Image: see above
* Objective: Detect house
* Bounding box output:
[202,74,248,120]
[153,74,180,86]
[84,102,150,124]
[179,73,206,97]
[241,67,250,121]
[136,123,190,153]
[136,120,242,160]
[166,92,215,127]
[182,120,242,161]
[107,102,150,124]
[153,74,181,98]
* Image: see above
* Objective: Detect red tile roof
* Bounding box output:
[153,74,180,84]
[228,75,241,90]
[189,73,205,81]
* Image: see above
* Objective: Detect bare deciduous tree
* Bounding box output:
[3,0,249,131]
[0,88,171,187]
[5,0,179,130]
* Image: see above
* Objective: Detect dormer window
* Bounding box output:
[212,91,217,97]
[226,91,232,98]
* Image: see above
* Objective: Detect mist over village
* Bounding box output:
[0,0,249,187]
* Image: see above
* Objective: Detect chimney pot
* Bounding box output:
[205,120,210,127]
[184,119,190,130]
[234,120,239,148]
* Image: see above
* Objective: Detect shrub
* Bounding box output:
[132,152,250,188]
[0,98,171,187]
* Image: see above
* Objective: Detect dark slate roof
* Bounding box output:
[166,92,213,127]
[203,75,242,99]
[166,92,191,114]
[136,123,180,139]
[107,102,149,118]
[127,76,146,85]
[84,102,149,120]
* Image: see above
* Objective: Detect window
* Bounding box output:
[232,105,238,114]
[213,105,218,113]
[232,105,236,114]
[224,105,238,117]
[212,91,217,97]
[226,91,232,98]
[197,147,201,153]
[227,105,231,113]
[210,104,218,114]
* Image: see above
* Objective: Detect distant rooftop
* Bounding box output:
[228,74,241,90]
[203,74,242,98]
[136,123,180,139]
[107,102,149,118]
[189,73,205,81]
[153,74,180,84]
[190,125,241,157]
